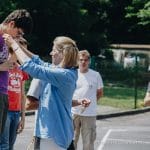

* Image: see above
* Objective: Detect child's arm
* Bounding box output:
[17,81,25,134]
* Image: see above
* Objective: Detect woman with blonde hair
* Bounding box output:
[4,35,79,150]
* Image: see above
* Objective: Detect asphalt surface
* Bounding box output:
[15,105,150,150]
[95,111,150,150]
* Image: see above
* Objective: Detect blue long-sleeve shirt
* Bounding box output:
[20,56,77,149]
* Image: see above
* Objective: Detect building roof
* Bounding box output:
[110,44,150,50]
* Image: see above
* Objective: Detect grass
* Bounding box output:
[25,79,146,110]
[98,86,146,110]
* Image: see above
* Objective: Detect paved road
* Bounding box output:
[15,111,150,150]
[15,115,35,150]
[95,111,150,150]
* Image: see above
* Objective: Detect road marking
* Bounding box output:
[97,129,127,150]
[108,138,150,145]
[97,129,112,150]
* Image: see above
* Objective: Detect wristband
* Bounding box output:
[11,42,20,51]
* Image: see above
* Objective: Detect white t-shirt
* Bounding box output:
[71,69,103,116]
[27,78,42,99]
[27,78,42,136]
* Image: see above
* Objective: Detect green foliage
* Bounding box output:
[0,0,149,56]
[7,0,82,55]
[137,1,150,25]
[125,0,150,43]
[95,52,148,87]
[96,59,134,84]
[104,0,132,43]
[0,0,17,22]
[76,0,111,55]
[126,0,150,26]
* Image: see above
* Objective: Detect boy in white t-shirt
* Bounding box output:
[72,50,104,150]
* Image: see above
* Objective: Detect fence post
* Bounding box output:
[134,54,138,109]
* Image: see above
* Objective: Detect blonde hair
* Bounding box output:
[79,50,90,59]
[53,36,79,68]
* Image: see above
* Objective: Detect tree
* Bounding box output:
[126,0,150,26]
[1,0,149,56]
[77,0,111,55]
[15,0,81,55]
[125,0,150,43]
[0,0,17,22]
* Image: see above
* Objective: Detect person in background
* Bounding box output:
[144,82,150,105]
[0,9,33,135]
[4,35,79,150]
[0,37,29,150]
[144,65,150,106]
[72,50,104,150]
[26,79,41,150]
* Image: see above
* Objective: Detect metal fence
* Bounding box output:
[91,48,150,109]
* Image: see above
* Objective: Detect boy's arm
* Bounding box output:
[25,79,41,110]
[17,81,25,134]
[25,96,39,110]
[97,88,103,101]
[72,99,91,107]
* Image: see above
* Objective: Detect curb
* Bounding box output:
[96,107,150,120]
[25,107,150,119]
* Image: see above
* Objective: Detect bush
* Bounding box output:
[95,58,148,87]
